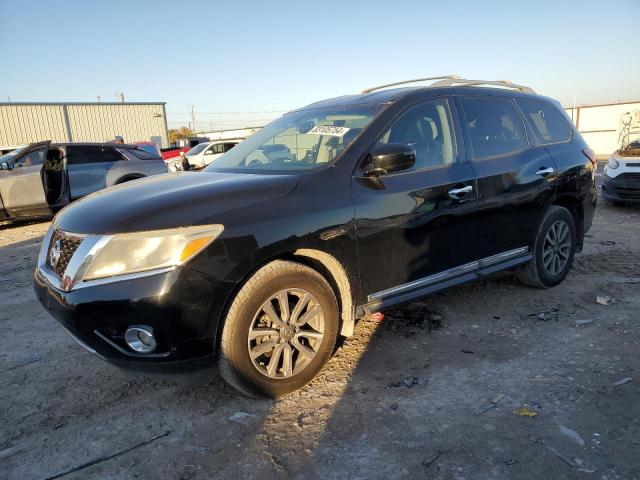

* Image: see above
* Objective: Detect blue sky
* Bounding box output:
[1,0,639,131]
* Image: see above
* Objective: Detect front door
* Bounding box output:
[456,95,557,259]
[352,98,478,304]
[0,141,51,217]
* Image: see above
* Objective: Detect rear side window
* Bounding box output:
[67,146,125,164]
[129,147,160,160]
[460,97,527,159]
[516,99,571,145]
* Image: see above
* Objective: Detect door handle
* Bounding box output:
[536,166,554,176]
[448,185,473,200]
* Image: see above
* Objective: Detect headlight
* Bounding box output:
[607,156,620,169]
[82,224,223,281]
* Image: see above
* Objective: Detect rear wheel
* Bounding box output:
[517,206,576,288]
[219,260,338,398]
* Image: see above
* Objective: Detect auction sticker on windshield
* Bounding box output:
[307,125,350,137]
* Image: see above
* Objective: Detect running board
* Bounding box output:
[361,251,531,314]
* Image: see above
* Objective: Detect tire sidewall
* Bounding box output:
[534,207,576,287]
[224,268,338,397]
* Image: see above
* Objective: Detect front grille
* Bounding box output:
[616,188,640,199]
[47,229,84,277]
[618,173,640,181]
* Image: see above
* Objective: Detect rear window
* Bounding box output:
[460,97,527,159]
[67,145,125,164]
[516,99,571,145]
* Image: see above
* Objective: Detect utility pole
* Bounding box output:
[115,92,125,103]
[190,105,196,135]
[7,96,10,102]
[97,96,101,103]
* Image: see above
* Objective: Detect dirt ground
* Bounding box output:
[1,180,639,479]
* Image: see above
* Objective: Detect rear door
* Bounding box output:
[66,145,125,199]
[352,97,478,303]
[0,141,50,217]
[457,95,557,260]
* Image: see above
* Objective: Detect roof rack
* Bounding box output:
[361,76,460,93]
[431,78,535,94]
[361,76,535,94]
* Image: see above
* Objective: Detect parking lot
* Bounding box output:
[0,179,638,480]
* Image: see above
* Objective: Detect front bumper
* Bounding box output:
[34,265,236,373]
[602,173,640,203]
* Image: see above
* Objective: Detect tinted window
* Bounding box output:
[461,97,527,159]
[129,147,160,160]
[67,146,125,164]
[378,98,456,170]
[15,148,45,167]
[516,99,571,144]
[224,143,237,152]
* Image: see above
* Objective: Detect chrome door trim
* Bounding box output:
[478,246,529,268]
[367,247,529,302]
[367,261,478,302]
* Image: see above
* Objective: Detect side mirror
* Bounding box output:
[365,143,416,176]
[205,149,213,155]
[0,161,10,171]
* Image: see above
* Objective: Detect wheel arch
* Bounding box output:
[292,249,356,337]
[115,174,145,184]
[553,194,584,251]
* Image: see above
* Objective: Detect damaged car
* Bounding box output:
[34,76,597,398]
[0,141,167,221]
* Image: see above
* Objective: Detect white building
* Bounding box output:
[0,102,170,148]
[564,101,640,157]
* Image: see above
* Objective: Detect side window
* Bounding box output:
[378,98,457,170]
[15,148,45,167]
[516,99,571,145]
[224,143,236,152]
[214,144,225,154]
[460,97,527,159]
[67,146,125,164]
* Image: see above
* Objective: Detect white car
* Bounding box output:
[602,139,640,205]
[183,140,241,169]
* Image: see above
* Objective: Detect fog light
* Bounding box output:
[124,326,157,353]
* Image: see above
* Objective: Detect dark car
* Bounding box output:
[0,142,167,221]
[34,76,597,398]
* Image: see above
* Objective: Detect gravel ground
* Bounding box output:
[1,186,639,479]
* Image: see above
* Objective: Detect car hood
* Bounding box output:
[55,172,298,234]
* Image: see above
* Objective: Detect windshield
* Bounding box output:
[204,105,382,173]
[0,147,25,163]
[185,143,209,156]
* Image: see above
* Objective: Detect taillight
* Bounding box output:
[582,148,597,166]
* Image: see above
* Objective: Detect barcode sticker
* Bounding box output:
[306,125,350,137]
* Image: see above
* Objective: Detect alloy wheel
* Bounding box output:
[542,219,571,276]
[248,288,325,379]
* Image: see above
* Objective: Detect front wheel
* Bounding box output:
[517,206,577,288]
[219,260,339,398]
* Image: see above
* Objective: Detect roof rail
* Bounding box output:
[361,75,461,93]
[430,78,535,94]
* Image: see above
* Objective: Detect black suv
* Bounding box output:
[34,76,597,397]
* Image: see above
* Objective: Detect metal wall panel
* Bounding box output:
[0,103,169,148]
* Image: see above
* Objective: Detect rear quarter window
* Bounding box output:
[460,97,528,159]
[516,99,571,145]
[128,147,161,160]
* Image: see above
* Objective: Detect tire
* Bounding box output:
[219,260,339,398]
[517,206,577,288]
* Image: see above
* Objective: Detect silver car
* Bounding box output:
[0,141,167,221]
